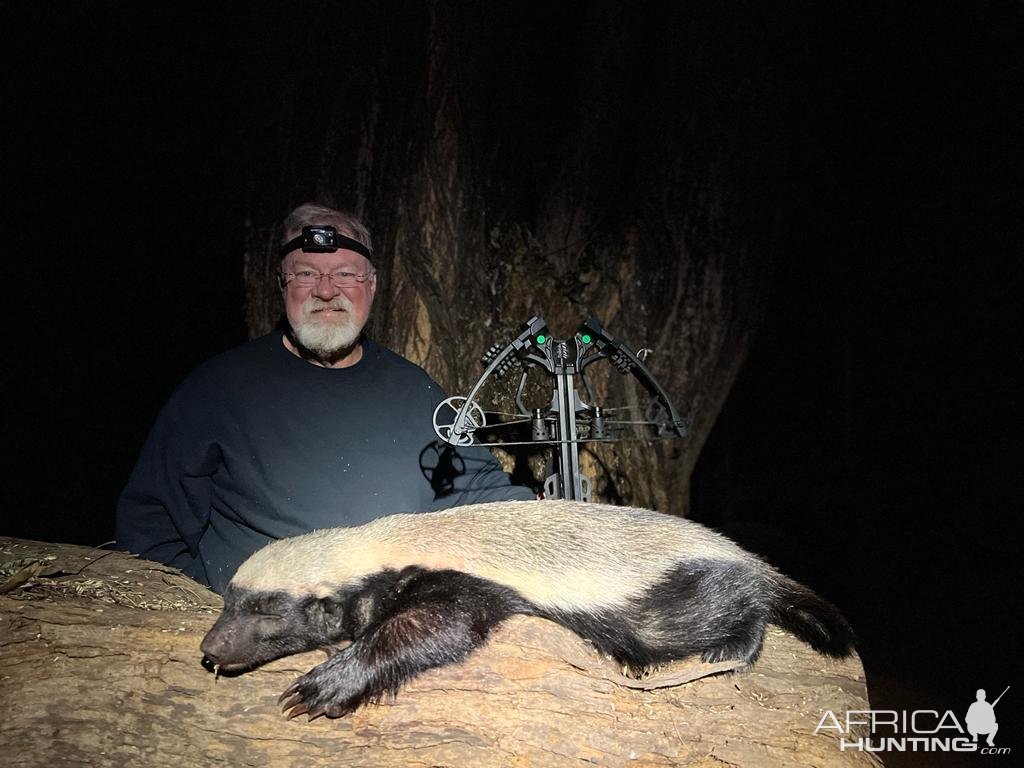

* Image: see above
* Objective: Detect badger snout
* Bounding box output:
[200,614,254,672]
[200,608,297,673]
[200,622,231,667]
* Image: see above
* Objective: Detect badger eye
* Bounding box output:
[253,595,288,614]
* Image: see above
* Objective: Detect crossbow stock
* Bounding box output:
[432,315,690,501]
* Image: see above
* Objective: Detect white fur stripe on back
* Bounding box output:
[232,500,754,611]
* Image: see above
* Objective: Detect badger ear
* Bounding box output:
[305,595,345,635]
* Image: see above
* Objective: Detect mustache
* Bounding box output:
[302,296,353,317]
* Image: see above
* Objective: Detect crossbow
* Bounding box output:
[432,315,690,501]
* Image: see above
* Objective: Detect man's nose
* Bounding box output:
[312,274,342,298]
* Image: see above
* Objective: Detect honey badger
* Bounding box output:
[200,500,855,720]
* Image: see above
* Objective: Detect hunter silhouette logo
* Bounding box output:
[966,686,1009,747]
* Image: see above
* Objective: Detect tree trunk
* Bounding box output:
[238,1,782,514]
[1,538,876,767]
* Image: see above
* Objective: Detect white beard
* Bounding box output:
[290,295,362,356]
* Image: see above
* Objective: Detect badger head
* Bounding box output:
[200,586,348,673]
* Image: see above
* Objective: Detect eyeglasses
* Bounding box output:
[279,269,376,288]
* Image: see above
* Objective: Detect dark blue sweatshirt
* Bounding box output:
[116,331,533,592]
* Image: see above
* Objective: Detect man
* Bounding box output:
[965,689,999,746]
[116,203,533,592]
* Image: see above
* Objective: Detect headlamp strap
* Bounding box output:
[280,225,372,261]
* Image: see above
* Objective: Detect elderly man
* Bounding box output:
[116,203,533,592]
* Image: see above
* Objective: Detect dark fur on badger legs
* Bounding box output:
[278,568,532,719]
[200,501,855,720]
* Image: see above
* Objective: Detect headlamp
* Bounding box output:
[279,225,372,261]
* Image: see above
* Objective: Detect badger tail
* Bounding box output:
[771,575,856,658]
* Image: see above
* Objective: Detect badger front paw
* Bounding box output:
[278,652,370,720]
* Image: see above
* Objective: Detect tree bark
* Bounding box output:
[238,2,783,514]
[1,538,876,767]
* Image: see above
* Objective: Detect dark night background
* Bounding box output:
[4,2,1020,761]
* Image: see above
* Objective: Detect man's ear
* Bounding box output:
[277,260,289,292]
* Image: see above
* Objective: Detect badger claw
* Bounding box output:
[278,665,364,721]
[278,684,301,705]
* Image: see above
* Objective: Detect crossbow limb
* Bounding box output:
[432,315,690,501]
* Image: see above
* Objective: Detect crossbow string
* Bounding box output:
[432,316,690,501]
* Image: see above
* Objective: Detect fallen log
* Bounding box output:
[0,537,878,767]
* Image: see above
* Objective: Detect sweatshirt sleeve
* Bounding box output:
[115,382,222,580]
[427,442,537,510]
